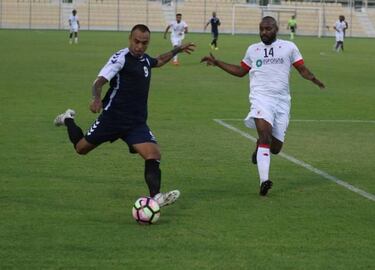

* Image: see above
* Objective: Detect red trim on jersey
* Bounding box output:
[240,61,251,72]
[258,144,270,149]
[293,59,304,67]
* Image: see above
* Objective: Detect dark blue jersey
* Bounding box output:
[208,17,221,33]
[98,48,158,126]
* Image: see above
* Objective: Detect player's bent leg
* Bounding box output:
[254,118,272,145]
[270,136,283,155]
[251,139,259,165]
[75,138,96,155]
[54,109,96,155]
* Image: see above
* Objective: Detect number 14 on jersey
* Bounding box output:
[264,48,274,58]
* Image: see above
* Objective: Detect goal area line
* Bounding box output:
[213,118,375,202]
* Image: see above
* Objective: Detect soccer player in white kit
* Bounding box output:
[201,17,325,196]
[164,13,188,65]
[333,15,348,52]
[69,9,80,44]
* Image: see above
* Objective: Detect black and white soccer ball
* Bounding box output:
[132,197,160,225]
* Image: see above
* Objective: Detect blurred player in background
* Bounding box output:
[54,24,196,207]
[205,11,221,50]
[69,9,80,44]
[201,16,325,196]
[333,15,348,52]
[287,15,297,40]
[164,13,188,65]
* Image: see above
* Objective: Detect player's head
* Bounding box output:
[291,15,295,19]
[339,15,345,21]
[212,11,217,17]
[72,9,77,15]
[176,13,182,22]
[259,16,278,45]
[129,24,151,58]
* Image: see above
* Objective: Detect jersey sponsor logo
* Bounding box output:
[143,66,149,77]
[256,58,284,67]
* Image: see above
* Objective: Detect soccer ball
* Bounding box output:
[132,197,160,224]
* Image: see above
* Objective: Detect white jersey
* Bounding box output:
[334,20,346,42]
[169,20,188,39]
[334,20,346,34]
[69,15,79,29]
[241,39,303,103]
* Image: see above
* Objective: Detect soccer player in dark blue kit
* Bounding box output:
[54,24,195,207]
[205,11,221,50]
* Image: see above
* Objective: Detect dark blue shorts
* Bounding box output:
[212,31,219,39]
[84,115,157,153]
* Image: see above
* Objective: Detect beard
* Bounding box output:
[260,35,276,45]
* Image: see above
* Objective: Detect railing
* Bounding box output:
[0,0,374,37]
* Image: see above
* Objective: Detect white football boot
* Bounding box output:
[54,109,76,126]
[153,190,180,207]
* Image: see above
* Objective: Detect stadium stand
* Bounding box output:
[0,0,374,37]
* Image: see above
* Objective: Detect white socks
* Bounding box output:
[257,144,270,184]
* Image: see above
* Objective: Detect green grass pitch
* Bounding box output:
[0,29,374,269]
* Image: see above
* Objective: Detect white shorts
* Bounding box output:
[171,36,183,46]
[335,32,344,42]
[243,97,290,142]
[70,26,79,33]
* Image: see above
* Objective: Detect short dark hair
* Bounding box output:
[176,13,182,16]
[262,16,277,25]
[130,24,151,35]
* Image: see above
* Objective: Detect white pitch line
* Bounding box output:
[292,119,375,124]
[217,119,375,124]
[213,119,375,202]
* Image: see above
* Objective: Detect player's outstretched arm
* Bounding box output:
[295,64,325,89]
[201,53,248,77]
[90,76,108,113]
[155,42,196,67]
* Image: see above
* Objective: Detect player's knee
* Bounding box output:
[75,147,88,155]
[75,144,90,155]
[270,147,281,155]
[145,153,161,160]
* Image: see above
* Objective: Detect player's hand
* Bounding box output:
[90,98,102,113]
[313,78,325,89]
[180,42,196,54]
[200,53,217,66]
